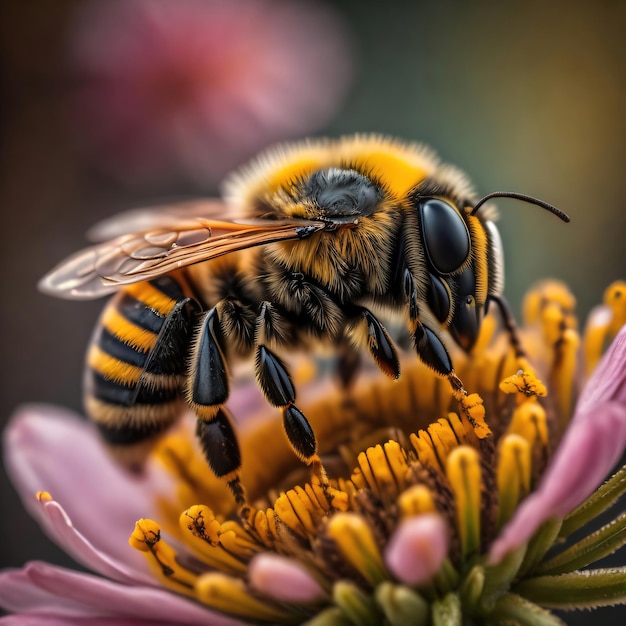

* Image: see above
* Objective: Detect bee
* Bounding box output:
[40,135,569,508]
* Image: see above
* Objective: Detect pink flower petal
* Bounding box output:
[0,616,158,625]
[35,497,153,585]
[248,553,326,603]
[3,405,173,581]
[384,514,449,586]
[490,325,626,563]
[577,323,626,413]
[490,401,626,563]
[0,561,242,625]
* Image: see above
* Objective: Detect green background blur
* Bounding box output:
[1,1,626,622]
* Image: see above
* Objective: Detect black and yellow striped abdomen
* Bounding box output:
[85,274,196,455]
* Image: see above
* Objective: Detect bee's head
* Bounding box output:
[298,168,384,224]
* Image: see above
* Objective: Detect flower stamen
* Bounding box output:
[129,519,198,591]
[447,446,482,560]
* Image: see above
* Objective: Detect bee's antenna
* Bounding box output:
[471,191,570,223]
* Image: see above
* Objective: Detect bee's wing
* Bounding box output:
[40,217,325,300]
[86,199,233,242]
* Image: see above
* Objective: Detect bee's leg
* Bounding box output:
[404,270,466,395]
[412,321,465,393]
[254,302,325,485]
[348,306,401,380]
[186,307,249,517]
[486,294,526,359]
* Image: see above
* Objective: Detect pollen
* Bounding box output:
[499,366,547,398]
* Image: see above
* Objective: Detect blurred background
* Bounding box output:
[1,0,626,622]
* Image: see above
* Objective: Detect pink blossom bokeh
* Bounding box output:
[67,0,353,186]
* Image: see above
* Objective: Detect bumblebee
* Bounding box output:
[40,135,568,507]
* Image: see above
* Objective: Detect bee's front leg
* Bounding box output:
[404,270,466,395]
[346,306,401,380]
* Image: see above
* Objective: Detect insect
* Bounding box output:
[40,135,569,510]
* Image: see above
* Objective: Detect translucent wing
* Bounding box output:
[40,216,326,300]
[86,199,232,242]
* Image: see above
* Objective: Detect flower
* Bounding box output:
[3,280,626,624]
[67,0,352,186]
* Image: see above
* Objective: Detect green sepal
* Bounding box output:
[489,593,566,626]
[514,566,626,609]
[375,581,429,626]
[537,512,626,575]
[459,565,485,612]
[480,544,526,611]
[332,580,380,626]
[303,607,354,626]
[518,517,562,577]
[432,592,461,626]
[433,559,460,596]
[560,465,626,538]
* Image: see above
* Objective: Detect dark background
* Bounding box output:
[2,1,626,622]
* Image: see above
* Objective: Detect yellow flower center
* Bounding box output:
[127,280,617,623]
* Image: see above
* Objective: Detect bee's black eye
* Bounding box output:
[305,168,381,218]
[420,198,470,274]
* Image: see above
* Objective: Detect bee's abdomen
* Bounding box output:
[85,275,194,449]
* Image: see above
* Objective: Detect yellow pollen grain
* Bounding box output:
[499,367,547,398]
[398,484,437,519]
[129,518,162,552]
[328,484,351,512]
[181,505,221,545]
[496,434,531,529]
[459,393,490,439]
[446,446,482,559]
[130,519,198,591]
[36,491,52,502]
